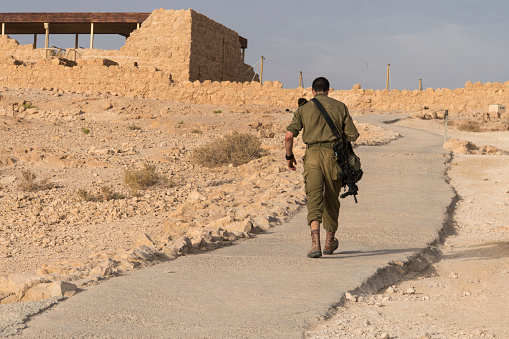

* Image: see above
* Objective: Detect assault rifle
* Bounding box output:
[332,139,359,203]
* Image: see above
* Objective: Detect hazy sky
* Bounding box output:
[3,1,509,90]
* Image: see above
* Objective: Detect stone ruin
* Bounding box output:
[0,8,509,120]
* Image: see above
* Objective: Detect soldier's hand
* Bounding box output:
[287,158,297,171]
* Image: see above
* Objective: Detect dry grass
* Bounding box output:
[123,163,170,193]
[18,170,54,192]
[457,120,481,132]
[77,186,125,202]
[191,131,267,168]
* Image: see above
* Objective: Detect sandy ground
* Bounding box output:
[2,86,509,337]
[306,119,509,338]
[0,86,394,283]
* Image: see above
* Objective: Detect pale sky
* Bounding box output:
[3,0,509,90]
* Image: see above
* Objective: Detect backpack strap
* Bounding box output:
[311,98,342,140]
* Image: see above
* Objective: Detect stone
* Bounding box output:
[405,287,416,295]
[134,233,156,249]
[0,176,16,185]
[345,292,357,302]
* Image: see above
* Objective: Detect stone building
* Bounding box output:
[0,8,258,83]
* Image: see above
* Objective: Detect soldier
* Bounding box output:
[285,77,359,258]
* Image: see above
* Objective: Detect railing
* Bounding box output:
[44,46,80,62]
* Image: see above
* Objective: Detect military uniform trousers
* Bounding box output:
[303,144,343,232]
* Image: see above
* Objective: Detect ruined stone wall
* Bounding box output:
[2,32,509,115]
[0,35,44,63]
[189,10,255,83]
[119,8,193,82]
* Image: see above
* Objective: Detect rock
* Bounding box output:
[88,259,116,277]
[405,287,416,295]
[385,286,395,294]
[166,236,192,255]
[0,176,16,185]
[187,191,206,203]
[134,233,156,249]
[22,281,78,301]
[345,292,357,302]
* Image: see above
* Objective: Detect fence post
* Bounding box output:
[444,110,449,145]
[260,56,265,84]
[386,64,390,90]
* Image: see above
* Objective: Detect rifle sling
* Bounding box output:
[310,98,342,140]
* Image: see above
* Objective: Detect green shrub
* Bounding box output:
[191,128,203,134]
[213,110,222,114]
[128,125,141,131]
[191,131,266,168]
[81,128,91,134]
[22,103,37,109]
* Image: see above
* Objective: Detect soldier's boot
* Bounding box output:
[323,230,339,255]
[307,229,322,258]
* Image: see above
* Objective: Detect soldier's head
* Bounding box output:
[312,77,330,95]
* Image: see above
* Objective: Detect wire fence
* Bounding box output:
[250,56,470,90]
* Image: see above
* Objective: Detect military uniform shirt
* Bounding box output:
[286,93,359,144]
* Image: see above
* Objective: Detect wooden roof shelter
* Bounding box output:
[0,12,248,52]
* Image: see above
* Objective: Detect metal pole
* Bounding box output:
[44,23,49,49]
[1,23,5,35]
[260,56,265,84]
[386,63,390,90]
[33,34,37,49]
[299,71,303,88]
[137,23,140,29]
[444,110,449,145]
[419,78,422,91]
[90,23,94,49]
[75,34,79,49]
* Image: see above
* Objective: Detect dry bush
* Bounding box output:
[77,186,125,202]
[456,120,481,132]
[123,163,170,193]
[191,131,267,168]
[18,170,53,192]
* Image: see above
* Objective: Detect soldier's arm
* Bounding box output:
[285,131,297,171]
[343,106,359,142]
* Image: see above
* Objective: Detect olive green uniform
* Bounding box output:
[286,93,359,232]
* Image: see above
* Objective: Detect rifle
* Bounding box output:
[311,98,361,203]
[332,139,359,203]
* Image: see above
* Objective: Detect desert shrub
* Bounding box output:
[18,170,53,192]
[128,125,141,131]
[191,131,267,168]
[123,163,170,193]
[191,128,203,134]
[456,121,481,132]
[77,186,125,202]
[213,110,222,114]
[22,103,37,109]
[81,128,91,134]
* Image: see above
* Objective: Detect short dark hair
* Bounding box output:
[312,77,330,93]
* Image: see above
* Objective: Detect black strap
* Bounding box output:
[311,98,342,140]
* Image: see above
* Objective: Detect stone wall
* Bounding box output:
[0,8,256,84]
[189,10,255,83]
[2,20,509,115]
